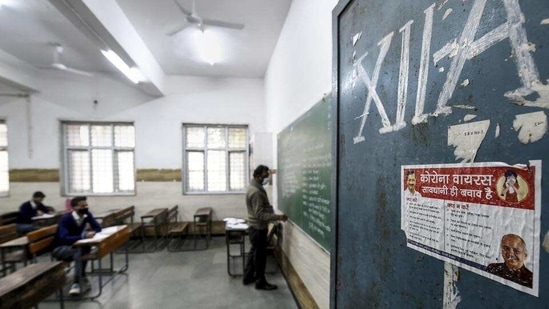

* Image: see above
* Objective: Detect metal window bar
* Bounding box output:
[183,124,248,194]
[63,122,135,195]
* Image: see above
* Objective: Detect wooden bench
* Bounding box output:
[27,224,57,262]
[0,224,18,245]
[1,223,59,275]
[0,261,65,308]
[165,205,190,252]
[193,207,212,249]
[0,212,18,226]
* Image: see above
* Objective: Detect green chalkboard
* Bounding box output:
[277,95,332,252]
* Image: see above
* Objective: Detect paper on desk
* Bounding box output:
[227,223,248,230]
[99,226,120,236]
[32,213,55,220]
[76,234,108,244]
[223,217,245,224]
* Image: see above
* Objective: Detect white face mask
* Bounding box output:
[262,176,270,186]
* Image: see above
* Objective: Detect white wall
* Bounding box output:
[0,71,264,220]
[265,0,338,308]
[1,72,264,169]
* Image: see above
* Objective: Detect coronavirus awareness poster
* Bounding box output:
[401,161,541,296]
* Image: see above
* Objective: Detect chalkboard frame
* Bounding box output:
[277,94,333,252]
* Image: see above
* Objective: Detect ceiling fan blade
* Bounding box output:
[172,0,192,16]
[51,62,67,71]
[50,62,92,77]
[63,67,93,77]
[202,18,245,30]
[167,21,191,36]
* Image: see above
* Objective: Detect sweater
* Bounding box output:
[246,179,282,230]
[52,212,102,247]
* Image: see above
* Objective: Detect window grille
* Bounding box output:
[183,124,247,193]
[63,122,135,195]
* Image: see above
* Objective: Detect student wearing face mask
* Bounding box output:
[243,165,288,290]
[51,196,102,296]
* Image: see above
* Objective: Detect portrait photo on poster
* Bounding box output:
[485,233,532,288]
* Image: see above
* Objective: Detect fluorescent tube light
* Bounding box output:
[101,50,142,84]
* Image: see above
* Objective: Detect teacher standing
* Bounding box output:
[243,165,287,290]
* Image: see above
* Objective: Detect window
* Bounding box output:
[62,122,135,195]
[183,124,248,193]
[0,121,8,197]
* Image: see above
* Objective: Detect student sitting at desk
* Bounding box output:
[16,191,53,235]
[51,196,102,296]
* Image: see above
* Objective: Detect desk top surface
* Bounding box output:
[0,236,28,248]
[94,209,119,220]
[0,261,64,295]
[225,222,249,231]
[31,210,66,221]
[195,207,212,216]
[74,225,129,246]
[141,208,167,218]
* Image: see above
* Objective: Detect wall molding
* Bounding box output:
[9,169,59,182]
[9,168,182,182]
[136,169,181,181]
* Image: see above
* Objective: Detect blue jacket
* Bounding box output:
[17,201,49,224]
[53,212,102,247]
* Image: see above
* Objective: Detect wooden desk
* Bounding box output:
[72,225,130,300]
[0,224,19,276]
[93,209,119,227]
[194,207,212,249]
[32,211,66,228]
[225,220,248,276]
[0,236,29,273]
[140,208,168,251]
[93,209,119,220]
[0,261,65,308]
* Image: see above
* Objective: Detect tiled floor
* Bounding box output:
[40,236,297,309]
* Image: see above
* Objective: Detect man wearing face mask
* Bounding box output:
[243,165,288,290]
[51,196,102,296]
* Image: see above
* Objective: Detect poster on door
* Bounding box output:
[401,161,541,296]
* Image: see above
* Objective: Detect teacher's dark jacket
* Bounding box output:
[246,179,283,230]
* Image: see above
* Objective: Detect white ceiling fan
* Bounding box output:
[167,0,245,36]
[47,43,93,77]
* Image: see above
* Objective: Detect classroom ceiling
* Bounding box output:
[0,0,292,95]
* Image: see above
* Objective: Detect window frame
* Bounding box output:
[182,123,249,195]
[61,121,136,196]
[0,120,8,197]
